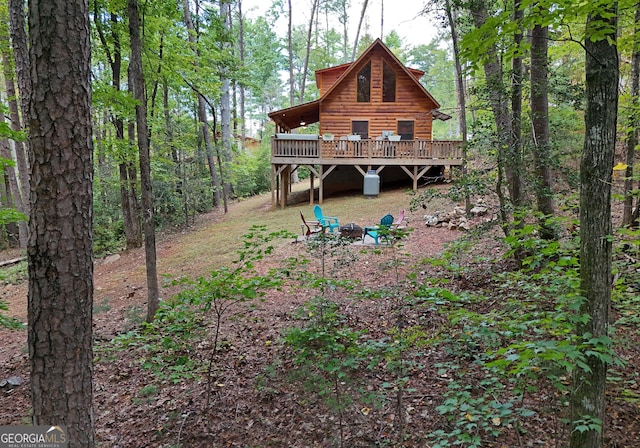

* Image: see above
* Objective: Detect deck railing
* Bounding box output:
[271,137,463,161]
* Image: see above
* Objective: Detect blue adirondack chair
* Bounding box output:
[362,214,394,245]
[313,205,340,233]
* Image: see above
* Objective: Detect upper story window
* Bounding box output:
[383,61,396,102]
[357,62,371,102]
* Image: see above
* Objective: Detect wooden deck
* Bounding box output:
[271,137,464,165]
[270,136,464,209]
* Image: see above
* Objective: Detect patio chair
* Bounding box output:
[300,211,323,240]
[362,213,394,245]
[313,204,340,233]
[392,209,407,228]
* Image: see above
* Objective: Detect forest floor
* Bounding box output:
[1,184,639,447]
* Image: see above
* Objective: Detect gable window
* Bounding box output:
[397,120,414,140]
[383,61,396,102]
[352,120,369,138]
[357,62,371,102]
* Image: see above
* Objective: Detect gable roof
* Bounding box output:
[321,39,441,107]
[268,38,448,131]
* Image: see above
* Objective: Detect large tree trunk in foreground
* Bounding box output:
[571,5,618,448]
[27,0,95,445]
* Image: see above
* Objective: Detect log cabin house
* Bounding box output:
[268,38,463,209]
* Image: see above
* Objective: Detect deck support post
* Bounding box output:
[271,165,276,210]
[319,165,324,204]
[400,165,434,191]
[271,164,291,210]
[308,166,321,205]
[319,165,337,204]
[281,165,290,209]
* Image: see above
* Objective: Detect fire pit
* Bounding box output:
[339,223,363,240]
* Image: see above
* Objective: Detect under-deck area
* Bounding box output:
[271,136,464,209]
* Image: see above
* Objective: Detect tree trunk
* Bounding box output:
[128,0,160,322]
[287,0,295,105]
[27,0,95,444]
[1,138,19,247]
[219,0,232,212]
[124,92,144,249]
[470,0,514,236]
[510,0,524,209]
[380,0,384,39]
[339,0,348,63]
[0,49,28,247]
[200,98,222,208]
[3,72,30,228]
[623,2,640,226]
[162,81,184,223]
[2,5,30,225]
[119,160,142,249]
[210,105,231,211]
[181,0,222,208]
[120,23,144,250]
[0,111,25,247]
[6,0,30,247]
[94,111,110,207]
[571,5,618,448]
[94,8,143,249]
[530,22,557,237]
[9,0,29,118]
[237,0,246,149]
[352,0,369,61]
[445,0,470,215]
[299,0,319,103]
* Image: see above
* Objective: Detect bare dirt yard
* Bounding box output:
[1,186,639,447]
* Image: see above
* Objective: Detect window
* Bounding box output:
[397,121,414,140]
[357,62,371,102]
[352,120,369,138]
[383,61,396,102]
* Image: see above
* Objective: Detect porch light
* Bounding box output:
[299,117,306,126]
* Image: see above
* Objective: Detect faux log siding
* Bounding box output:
[319,48,436,139]
[317,65,349,95]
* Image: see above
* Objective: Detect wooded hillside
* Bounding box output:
[0,0,638,447]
